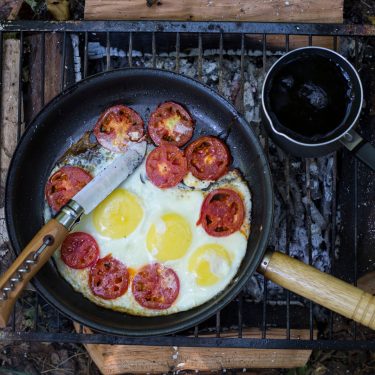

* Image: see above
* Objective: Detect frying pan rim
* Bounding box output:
[5,67,274,336]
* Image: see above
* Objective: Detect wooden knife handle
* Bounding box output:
[259,251,375,330]
[0,219,68,328]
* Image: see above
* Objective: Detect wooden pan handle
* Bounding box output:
[258,251,375,330]
[0,219,68,328]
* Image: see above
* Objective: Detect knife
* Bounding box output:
[0,141,147,327]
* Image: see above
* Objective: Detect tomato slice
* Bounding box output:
[146,144,187,188]
[94,105,144,153]
[132,263,180,310]
[185,136,231,181]
[45,166,92,212]
[198,188,245,237]
[89,255,129,300]
[148,102,194,147]
[61,232,99,269]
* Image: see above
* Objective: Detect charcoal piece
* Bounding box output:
[303,197,327,230]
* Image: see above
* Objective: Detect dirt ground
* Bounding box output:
[344,0,375,24]
[1,1,375,375]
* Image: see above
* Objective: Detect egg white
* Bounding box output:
[48,145,252,316]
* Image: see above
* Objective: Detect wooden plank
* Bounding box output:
[0,0,24,20]
[247,35,336,50]
[0,39,20,207]
[25,33,63,123]
[75,323,314,374]
[85,0,343,23]
[45,34,64,103]
[0,32,62,289]
[0,9,21,279]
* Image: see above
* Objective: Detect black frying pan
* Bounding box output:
[4,69,375,335]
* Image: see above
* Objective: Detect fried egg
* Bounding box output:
[48,145,251,316]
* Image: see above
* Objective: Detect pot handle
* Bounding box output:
[258,251,375,330]
[0,219,68,328]
[340,129,375,171]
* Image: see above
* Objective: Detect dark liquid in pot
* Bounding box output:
[267,55,354,141]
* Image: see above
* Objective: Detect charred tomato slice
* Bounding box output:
[89,255,129,300]
[185,136,231,181]
[146,144,187,188]
[45,166,92,212]
[198,188,245,237]
[61,232,99,269]
[94,105,144,153]
[148,102,194,147]
[132,263,180,310]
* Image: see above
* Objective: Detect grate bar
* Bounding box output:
[218,33,223,94]
[216,311,221,337]
[353,154,358,340]
[60,32,67,90]
[353,37,360,340]
[328,38,340,339]
[283,33,291,341]
[237,33,245,114]
[285,155,291,340]
[2,21,375,36]
[197,33,203,81]
[262,33,270,154]
[238,292,243,338]
[305,159,314,340]
[152,32,156,68]
[175,32,180,73]
[1,332,375,350]
[106,31,111,70]
[128,31,133,68]
[261,32,268,341]
[194,325,199,338]
[12,303,16,332]
[0,31,3,192]
[41,32,45,107]
[329,153,338,339]
[17,31,23,140]
[34,293,39,331]
[57,311,61,333]
[83,32,88,78]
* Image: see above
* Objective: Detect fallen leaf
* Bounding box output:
[46,0,70,20]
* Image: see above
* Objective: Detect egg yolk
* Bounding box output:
[93,188,143,238]
[146,213,192,261]
[188,244,232,286]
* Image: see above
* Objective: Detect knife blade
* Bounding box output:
[73,140,147,214]
[0,140,147,326]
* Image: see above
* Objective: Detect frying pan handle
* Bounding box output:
[0,219,68,328]
[259,251,375,330]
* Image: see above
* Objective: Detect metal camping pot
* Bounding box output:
[262,46,375,170]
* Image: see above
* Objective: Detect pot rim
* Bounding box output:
[261,46,364,147]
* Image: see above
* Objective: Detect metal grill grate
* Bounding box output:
[0,21,375,350]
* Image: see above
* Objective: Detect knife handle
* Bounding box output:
[0,200,83,328]
[0,219,68,328]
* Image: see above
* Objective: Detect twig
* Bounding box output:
[40,352,85,374]
[360,0,372,9]
[58,351,86,368]
[40,368,73,374]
